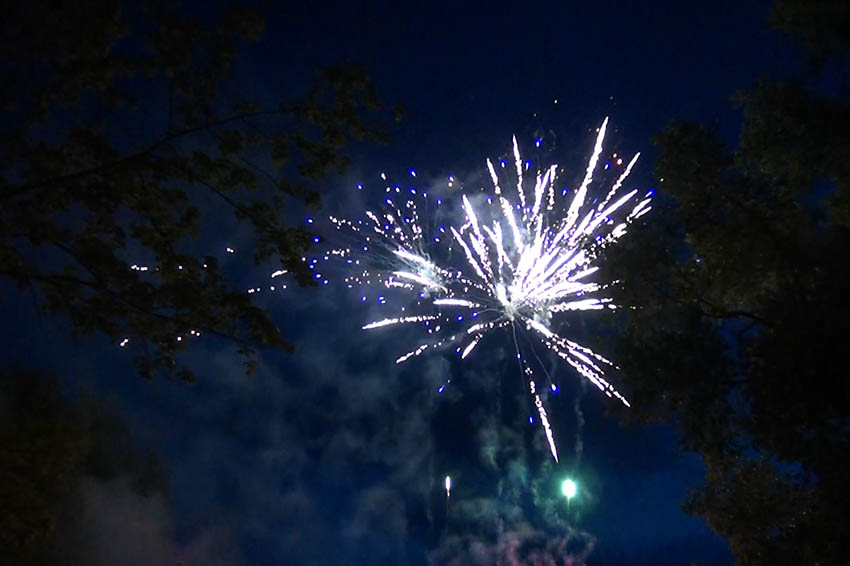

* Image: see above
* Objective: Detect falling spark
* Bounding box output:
[445,475,452,498]
[323,118,651,460]
[530,379,558,462]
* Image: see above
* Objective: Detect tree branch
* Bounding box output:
[27,239,257,350]
[7,110,284,199]
[24,271,256,349]
[694,297,776,327]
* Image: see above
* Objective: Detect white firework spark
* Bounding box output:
[324,118,651,461]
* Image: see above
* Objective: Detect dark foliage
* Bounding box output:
[0,369,168,564]
[598,1,850,563]
[0,1,391,380]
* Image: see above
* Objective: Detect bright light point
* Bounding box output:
[445,475,451,493]
[562,478,577,499]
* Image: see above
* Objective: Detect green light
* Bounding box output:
[561,478,577,499]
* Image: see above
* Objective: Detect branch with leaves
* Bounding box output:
[1,1,394,380]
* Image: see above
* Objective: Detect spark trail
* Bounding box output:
[325,119,652,461]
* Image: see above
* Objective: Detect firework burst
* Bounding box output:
[323,118,651,461]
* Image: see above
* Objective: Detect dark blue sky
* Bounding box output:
[1,1,800,564]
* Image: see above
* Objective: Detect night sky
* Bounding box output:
[1,1,801,564]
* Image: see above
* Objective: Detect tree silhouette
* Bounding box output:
[1,1,391,380]
[600,2,850,563]
[0,369,170,564]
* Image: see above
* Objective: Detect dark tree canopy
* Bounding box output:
[599,1,850,564]
[0,369,168,565]
[0,1,391,380]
